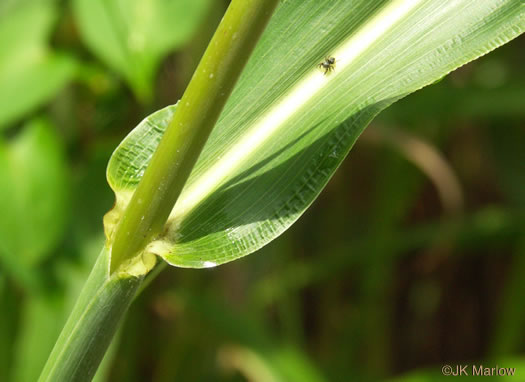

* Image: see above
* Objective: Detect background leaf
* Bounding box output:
[0,0,76,129]
[73,0,212,101]
[106,0,524,268]
[10,293,65,382]
[0,119,69,286]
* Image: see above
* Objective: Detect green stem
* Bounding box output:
[39,1,279,380]
[110,0,280,272]
[38,247,145,382]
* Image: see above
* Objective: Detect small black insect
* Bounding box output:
[318,56,336,75]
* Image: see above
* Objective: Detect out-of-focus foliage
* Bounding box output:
[73,0,212,101]
[0,0,523,381]
[0,119,69,287]
[0,0,76,129]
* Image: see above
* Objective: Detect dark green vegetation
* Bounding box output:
[0,0,524,381]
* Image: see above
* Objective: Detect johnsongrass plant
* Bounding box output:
[39,0,524,380]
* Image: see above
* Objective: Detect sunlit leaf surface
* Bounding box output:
[106,0,524,268]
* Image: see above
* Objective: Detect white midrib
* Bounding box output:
[171,0,423,220]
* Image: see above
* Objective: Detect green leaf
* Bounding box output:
[10,293,65,382]
[0,119,69,283]
[106,0,524,268]
[73,0,212,101]
[0,1,76,129]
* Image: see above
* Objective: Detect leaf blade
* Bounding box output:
[106,0,525,267]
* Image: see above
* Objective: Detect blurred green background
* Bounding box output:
[0,0,524,381]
